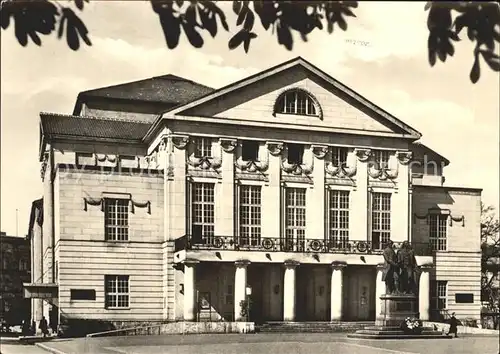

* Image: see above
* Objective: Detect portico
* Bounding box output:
[178,255,432,323]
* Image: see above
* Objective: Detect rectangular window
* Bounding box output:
[191,183,215,245]
[455,293,474,304]
[373,150,390,169]
[71,289,96,301]
[239,185,262,247]
[284,188,306,252]
[431,280,447,310]
[104,198,129,241]
[328,190,350,249]
[193,137,213,158]
[105,275,129,309]
[287,144,304,165]
[224,284,233,305]
[331,147,348,167]
[241,141,259,162]
[371,193,391,250]
[429,214,447,251]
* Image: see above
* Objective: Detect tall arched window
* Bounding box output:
[275,89,319,116]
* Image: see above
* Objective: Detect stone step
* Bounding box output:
[355,329,442,336]
[347,332,452,340]
[364,326,435,332]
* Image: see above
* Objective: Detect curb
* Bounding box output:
[36,343,68,354]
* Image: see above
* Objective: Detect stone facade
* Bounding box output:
[0,232,31,326]
[25,57,482,335]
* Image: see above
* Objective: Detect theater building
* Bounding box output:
[24,57,482,332]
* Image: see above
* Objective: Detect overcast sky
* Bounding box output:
[1,1,499,236]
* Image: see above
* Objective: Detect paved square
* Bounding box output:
[35,333,499,354]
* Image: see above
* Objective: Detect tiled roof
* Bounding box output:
[412,142,450,166]
[78,74,215,105]
[40,113,151,141]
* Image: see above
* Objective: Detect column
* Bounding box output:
[375,263,385,319]
[419,264,432,321]
[183,260,198,321]
[330,261,347,321]
[234,260,250,321]
[283,260,299,322]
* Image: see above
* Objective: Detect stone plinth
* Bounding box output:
[375,293,418,327]
[348,293,449,340]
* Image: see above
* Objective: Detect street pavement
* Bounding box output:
[26,332,500,354]
[1,343,49,354]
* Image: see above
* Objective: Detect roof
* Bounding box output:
[73,74,215,115]
[40,113,151,142]
[412,142,450,166]
[147,56,422,141]
[27,198,43,240]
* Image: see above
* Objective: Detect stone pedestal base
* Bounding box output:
[375,294,418,327]
[348,293,449,340]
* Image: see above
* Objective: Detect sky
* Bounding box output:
[1,1,499,237]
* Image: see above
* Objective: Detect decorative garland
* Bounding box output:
[130,200,151,214]
[83,197,104,211]
[83,197,151,214]
[413,212,465,227]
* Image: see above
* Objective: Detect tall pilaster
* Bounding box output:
[234,260,250,321]
[219,139,236,236]
[330,261,347,321]
[183,260,198,321]
[264,142,283,238]
[419,264,432,321]
[353,148,370,241]
[283,260,299,322]
[309,145,327,238]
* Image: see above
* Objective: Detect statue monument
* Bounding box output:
[349,240,449,339]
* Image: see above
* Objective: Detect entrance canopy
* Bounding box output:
[23,283,58,305]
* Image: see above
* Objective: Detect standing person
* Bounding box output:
[39,316,49,337]
[447,312,459,338]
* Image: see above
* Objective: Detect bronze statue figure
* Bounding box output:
[382,240,399,294]
[397,241,418,294]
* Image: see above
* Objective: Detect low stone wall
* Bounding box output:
[87,321,255,337]
[423,321,500,336]
[164,321,255,334]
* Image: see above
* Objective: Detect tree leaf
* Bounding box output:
[228,29,245,50]
[156,8,181,49]
[236,7,247,26]
[74,0,84,10]
[233,1,242,15]
[58,11,66,39]
[243,9,254,30]
[181,22,203,48]
[185,4,197,26]
[277,22,293,50]
[481,51,500,72]
[470,55,480,83]
[199,8,217,37]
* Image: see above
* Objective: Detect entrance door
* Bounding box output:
[345,267,376,321]
[248,266,264,324]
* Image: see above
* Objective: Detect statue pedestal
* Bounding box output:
[348,293,450,339]
[375,293,418,327]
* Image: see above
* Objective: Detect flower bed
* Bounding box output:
[400,317,423,334]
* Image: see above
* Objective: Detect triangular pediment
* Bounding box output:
[162,57,421,138]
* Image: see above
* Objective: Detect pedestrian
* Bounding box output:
[39,316,49,337]
[447,312,459,338]
[31,319,36,335]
